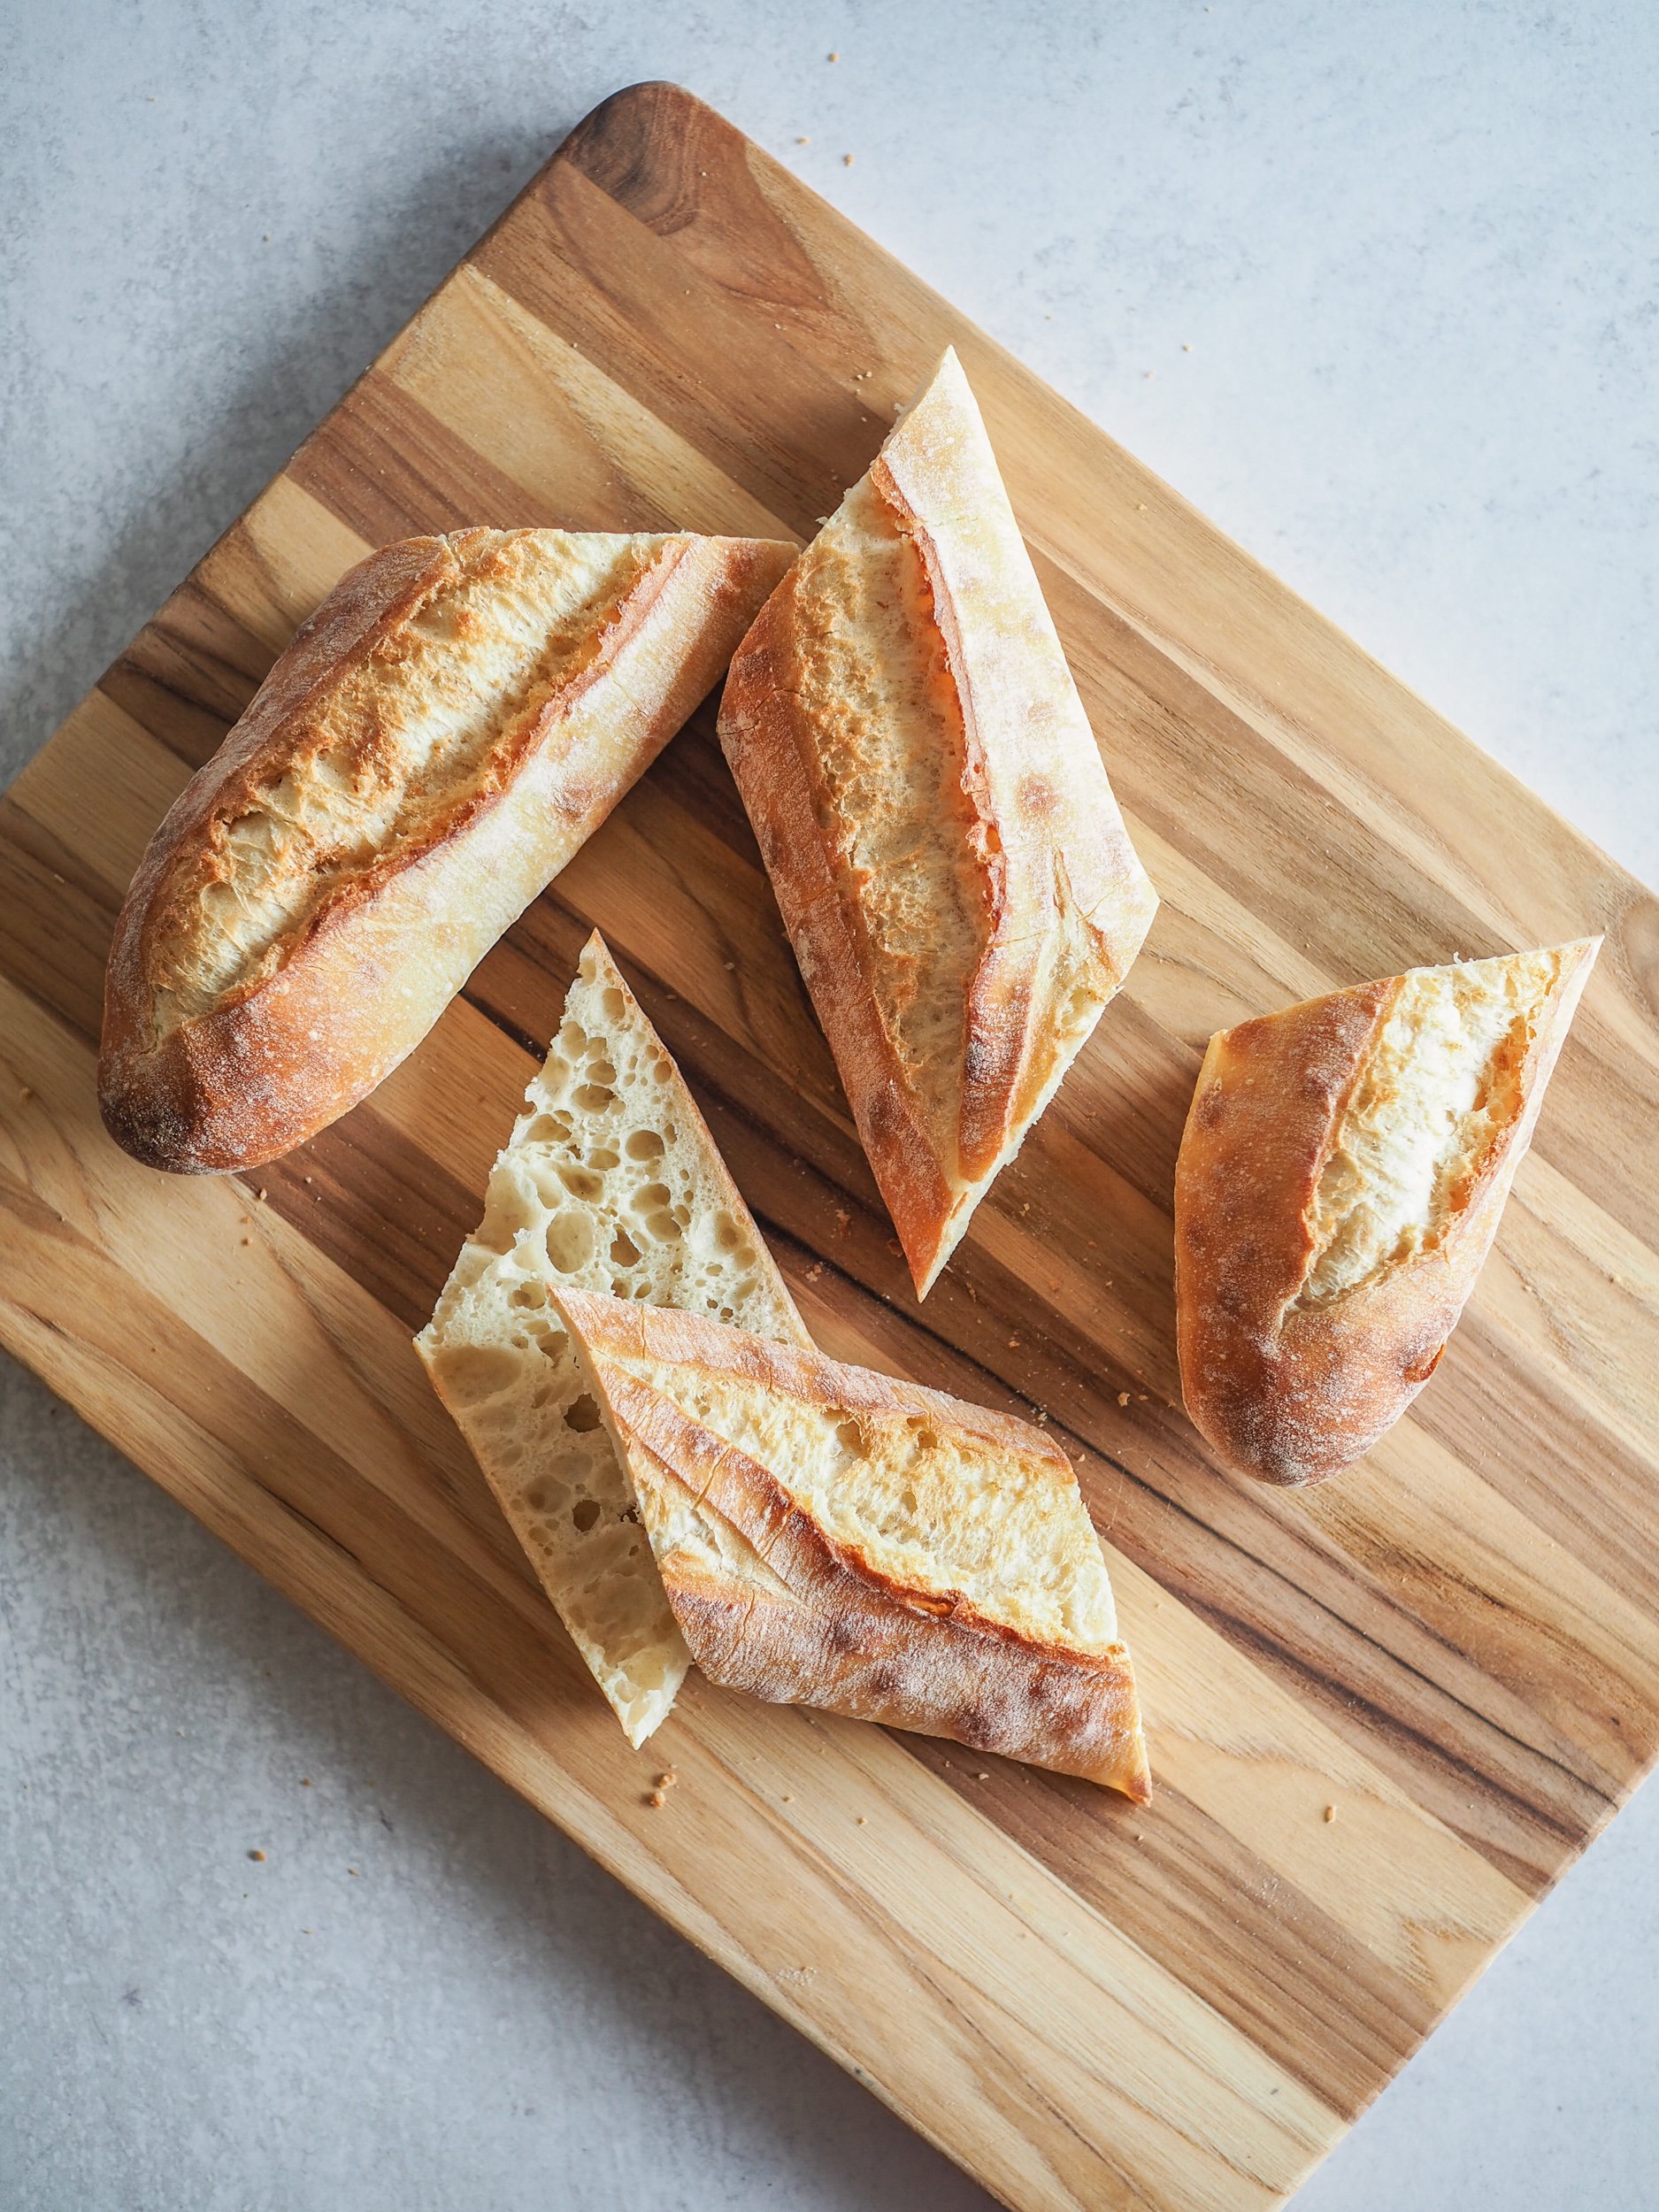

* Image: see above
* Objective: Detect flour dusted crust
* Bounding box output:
[718,349,1157,1298]
[99,526,795,1172]
[551,1288,1151,1798]
[1174,940,1600,1486]
[417,932,810,1747]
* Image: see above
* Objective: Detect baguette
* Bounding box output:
[550,1286,1151,1798]
[718,349,1157,1298]
[1174,940,1599,1486]
[99,526,795,1173]
[417,932,810,1747]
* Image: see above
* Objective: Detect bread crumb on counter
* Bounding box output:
[647,1789,666,1809]
[1118,1392,1131,1408]
[1324,1804,1338,1823]
[248,1848,266,1863]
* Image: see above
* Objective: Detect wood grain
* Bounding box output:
[4,81,1657,2212]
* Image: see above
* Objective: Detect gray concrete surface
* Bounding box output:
[4,4,1656,2207]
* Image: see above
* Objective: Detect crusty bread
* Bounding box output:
[99,526,795,1173]
[718,348,1157,1298]
[1175,940,1600,1486]
[416,932,810,1747]
[549,1287,1150,1797]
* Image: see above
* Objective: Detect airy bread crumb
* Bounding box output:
[418,933,808,1746]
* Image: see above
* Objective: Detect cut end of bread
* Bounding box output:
[549,1290,1150,1797]
[1175,937,1599,1486]
[1299,943,1591,1305]
[418,931,808,1745]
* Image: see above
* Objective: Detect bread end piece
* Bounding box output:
[100,528,795,1174]
[1174,938,1599,1486]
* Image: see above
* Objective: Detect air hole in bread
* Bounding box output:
[572,1496,603,1532]
[601,987,626,1020]
[586,1057,618,1087]
[558,1165,603,1202]
[610,1228,641,1267]
[647,1212,684,1246]
[836,1419,863,1454]
[914,1425,939,1452]
[634,1182,671,1213]
[574,1083,616,1113]
[510,1281,547,1309]
[625,1129,664,1162]
[435,1345,521,1402]
[546,1210,596,1273]
[565,1394,603,1433]
[524,1112,573,1145]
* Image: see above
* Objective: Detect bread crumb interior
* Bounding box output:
[1302,949,1563,1302]
[419,937,804,1746]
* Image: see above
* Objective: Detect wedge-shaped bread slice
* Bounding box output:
[718,349,1157,1298]
[549,1287,1151,1797]
[101,526,795,1172]
[417,932,810,1747]
[1175,940,1599,1486]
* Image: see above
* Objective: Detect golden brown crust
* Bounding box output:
[99,528,795,1172]
[718,349,1156,1298]
[1174,941,1599,1486]
[551,1288,1152,1800]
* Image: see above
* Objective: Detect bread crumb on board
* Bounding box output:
[1118,1391,1131,1408]
[1324,1803,1338,1824]
[248,1848,266,1863]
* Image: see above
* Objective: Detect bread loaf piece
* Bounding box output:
[1175,940,1599,1486]
[417,932,810,1747]
[550,1286,1150,1797]
[718,349,1157,1298]
[100,526,795,1173]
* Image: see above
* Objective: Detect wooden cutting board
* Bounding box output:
[4,81,1658,2212]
